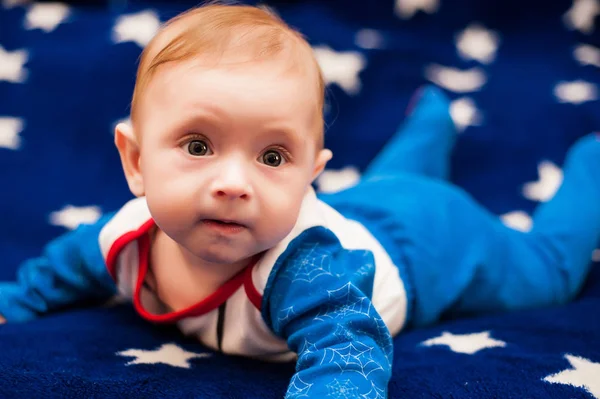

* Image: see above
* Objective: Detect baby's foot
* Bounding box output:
[405,86,425,116]
[363,84,456,180]
[562,133,600,190]
[568,132,600,159]
[405,85,450,118]
[397,84,457,161]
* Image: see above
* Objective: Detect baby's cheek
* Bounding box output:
[146,195,176,229]
[144,178,190,228]
[145,163,192,197]
[264,197,302,237]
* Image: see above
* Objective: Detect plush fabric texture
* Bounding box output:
[0,0,598,398]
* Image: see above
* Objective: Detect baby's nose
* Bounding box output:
[213,183,250,200]
[211,164,252,200]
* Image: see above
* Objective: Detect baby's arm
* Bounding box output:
[0,214,118,323]
[264,228,393,398]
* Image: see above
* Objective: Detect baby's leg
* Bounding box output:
[363,85,456,181]
[406,134,600,326]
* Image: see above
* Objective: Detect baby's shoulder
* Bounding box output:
[97,197,153,269]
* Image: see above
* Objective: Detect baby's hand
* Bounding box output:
[0,315,5,324]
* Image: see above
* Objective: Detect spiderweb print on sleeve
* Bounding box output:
[333,324,355,342]
[278,243,335,284]
[352,250,376,277]
[277,305,298,325]
[360,381,386,399]
[326,378,360,398]
[319,340,385,380]
[298,338,320,357]
[314,282,373,322]
[286,374,313,398]
[331,322,393,362]
[348,318,394,361]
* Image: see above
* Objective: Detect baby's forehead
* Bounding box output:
[152,52,313,91]
[148,61,317,128]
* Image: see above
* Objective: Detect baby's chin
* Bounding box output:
[193,247,258,267]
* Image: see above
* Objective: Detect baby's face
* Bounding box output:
[135,59,324,265]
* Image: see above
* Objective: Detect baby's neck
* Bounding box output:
[148,228,253,311]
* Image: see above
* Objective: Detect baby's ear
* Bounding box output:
[311,149,333,182]
[114,122,145,197]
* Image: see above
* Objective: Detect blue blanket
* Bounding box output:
[1,0,599,398]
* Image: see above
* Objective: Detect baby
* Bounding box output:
[1,3,599,399]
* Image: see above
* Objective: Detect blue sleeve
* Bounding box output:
[262,227,394,399]
[0,214,118,323]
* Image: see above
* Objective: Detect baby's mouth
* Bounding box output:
[202,219,247,233]
[206,219,244,226]
[206,219,242,226]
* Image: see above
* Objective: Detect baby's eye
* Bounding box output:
[187,140,212,156]
[260,149,286,167]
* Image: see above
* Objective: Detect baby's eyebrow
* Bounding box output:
[167,112,219,137]
[259,125,301,146]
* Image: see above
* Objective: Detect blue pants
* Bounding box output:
[321,86,600,328]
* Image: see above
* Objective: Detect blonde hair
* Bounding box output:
[130,2,326,148]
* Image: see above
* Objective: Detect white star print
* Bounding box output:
[112,10,161,48]
[522,161,563,202]
[450,97,483,132]
[593,249,600,262]
[2,0,30,8]
[500,211,533,232]
[24,2,70,32]
[455,23,500,64]
[0,117,24,150]
[355,29,385,49]
[563,0,600,34]
[0,46,28,83]
[116,343,211,368]
[574,44,600,67]
[313,46,366,95]
[316,166,361,193]
[544,354,600,399]
[394,0,440,19]
[422,331,506,354]
[554,80,598,104]
[48,205,102,230]
[424,64,487,93]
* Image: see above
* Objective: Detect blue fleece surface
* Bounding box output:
[0,0,599,398]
